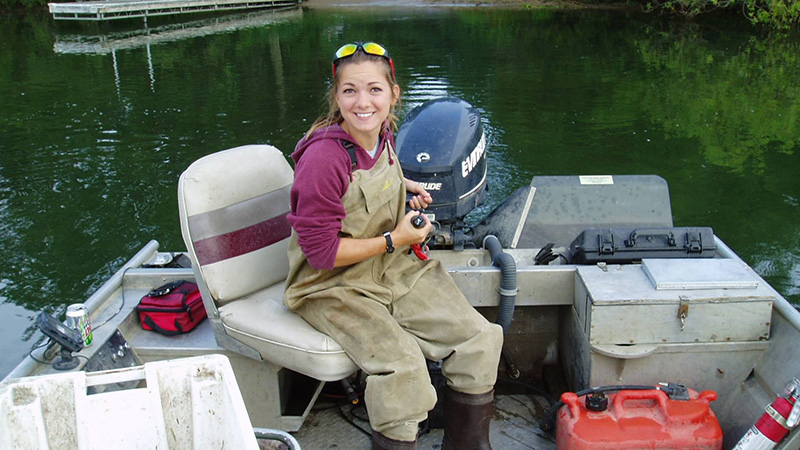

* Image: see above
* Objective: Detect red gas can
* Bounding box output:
[556,388,723,450]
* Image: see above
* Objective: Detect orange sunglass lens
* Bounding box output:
[334,43,359,60]
[361,42,387,57]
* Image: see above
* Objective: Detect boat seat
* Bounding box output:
[177,144,357,383]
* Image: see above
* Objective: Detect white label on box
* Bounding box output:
[579,175,614,185]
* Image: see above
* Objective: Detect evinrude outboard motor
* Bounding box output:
[399,99,526,390]
[396,97,487,250]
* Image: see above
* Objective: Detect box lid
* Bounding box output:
[642,258,759,290]
[577,260,774,306]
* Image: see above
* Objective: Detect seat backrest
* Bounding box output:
[178,145,294,306]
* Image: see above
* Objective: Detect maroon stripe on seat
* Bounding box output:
[193,213,291,266]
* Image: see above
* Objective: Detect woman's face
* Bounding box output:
[335,60,399,145]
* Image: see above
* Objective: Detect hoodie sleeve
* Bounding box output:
[288,140,351,271]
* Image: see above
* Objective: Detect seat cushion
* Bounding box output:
[179,144,295,303]
[218,282,358,381]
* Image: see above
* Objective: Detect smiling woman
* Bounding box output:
[334,49,400,153]
[303,42,401,154]
[283,41,504,449]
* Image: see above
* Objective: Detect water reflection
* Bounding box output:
[1,8,799,379]
[53,8,302,54]
[632,31,800,176]
[55,8,302,99]
[404,72,451,105]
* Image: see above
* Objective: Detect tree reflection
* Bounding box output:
[632,26,799,175]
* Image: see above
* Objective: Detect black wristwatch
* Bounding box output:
[382,231,395,254]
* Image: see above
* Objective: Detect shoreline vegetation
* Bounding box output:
[303,0,797,27]
[0,0,796,29]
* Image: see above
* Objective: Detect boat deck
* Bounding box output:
[117,274,562,449]
[293,394,558,450]
[8,240,800,450]
[102,265,562,449]
[48,0,297,21]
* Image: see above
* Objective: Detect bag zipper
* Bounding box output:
[135,306,191,313]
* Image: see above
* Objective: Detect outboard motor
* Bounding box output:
[396,97,487,249]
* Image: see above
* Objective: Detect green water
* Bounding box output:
[1,6,798,377]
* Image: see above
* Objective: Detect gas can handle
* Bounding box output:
[560,392,581,419]
[613,389,670,419]
[614,389,716,423]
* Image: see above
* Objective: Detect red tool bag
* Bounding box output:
[557,387,722,450]
[135,280,206,335]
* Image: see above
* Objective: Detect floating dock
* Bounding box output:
[49,0,298,21]
[53,8,301,53]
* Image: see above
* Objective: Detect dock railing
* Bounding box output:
[49,0,298,21]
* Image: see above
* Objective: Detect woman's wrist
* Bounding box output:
[382,231,395,253]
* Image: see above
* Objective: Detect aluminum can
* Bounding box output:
[66,303,93,347]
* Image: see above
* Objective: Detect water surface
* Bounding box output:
[1,6,798,377]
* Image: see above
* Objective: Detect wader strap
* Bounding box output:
[341,140,357,170]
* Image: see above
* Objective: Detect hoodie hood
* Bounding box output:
[292,123,352,165]
[292,122,395,174]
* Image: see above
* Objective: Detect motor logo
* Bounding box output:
[419,182,442,191]
[461,133,486,178]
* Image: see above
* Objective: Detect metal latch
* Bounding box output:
[678,297,690,332]
[599,232,614,255]
[686,231,702,253]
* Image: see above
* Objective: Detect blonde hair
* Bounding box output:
[305,50,400,139]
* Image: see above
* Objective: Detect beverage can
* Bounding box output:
[66,303,93,347]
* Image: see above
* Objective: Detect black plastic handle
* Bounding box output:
[411,212,426,229]
[626,229,676,247]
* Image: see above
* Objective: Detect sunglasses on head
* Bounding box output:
[332,41,396,80]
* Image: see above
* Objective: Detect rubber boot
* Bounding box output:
[372,431,417,450]
[441,387,494,450]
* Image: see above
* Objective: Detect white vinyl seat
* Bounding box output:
[177,145,357,429]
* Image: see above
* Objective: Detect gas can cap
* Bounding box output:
[586,392,609,412]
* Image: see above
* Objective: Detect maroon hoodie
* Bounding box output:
[288,123,395,271]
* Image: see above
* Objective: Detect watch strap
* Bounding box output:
[382,231,395,254]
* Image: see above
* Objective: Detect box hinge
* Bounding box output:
[678,296,690,332]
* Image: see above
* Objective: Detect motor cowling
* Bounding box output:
[396,97,487,226]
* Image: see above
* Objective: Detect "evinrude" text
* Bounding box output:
[461,133,486,178]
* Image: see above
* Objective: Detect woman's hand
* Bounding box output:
[392,210,433,246]
[333,181,432,268]
[405,178,433,210]
[333,210,432,268]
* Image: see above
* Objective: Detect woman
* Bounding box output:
[284,41,503,450]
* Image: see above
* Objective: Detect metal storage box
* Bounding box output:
[573,259,774,346]
[0,355,259,450]
[562,330,768,400]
